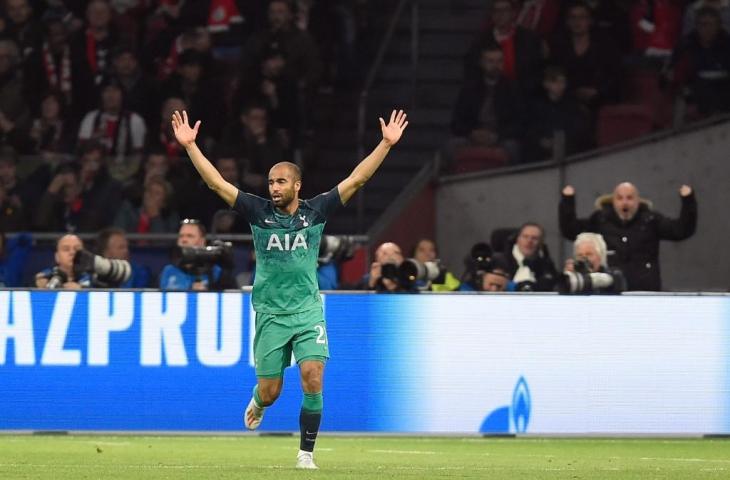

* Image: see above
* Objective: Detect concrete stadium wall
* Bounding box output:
[436,119,730,291]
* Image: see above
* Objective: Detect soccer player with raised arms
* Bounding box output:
[171,109,408,469]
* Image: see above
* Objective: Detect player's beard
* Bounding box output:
[272,187,295,209]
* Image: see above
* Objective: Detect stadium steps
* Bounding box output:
[306,0,483,234]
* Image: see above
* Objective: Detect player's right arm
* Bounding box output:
[171,110,238,207]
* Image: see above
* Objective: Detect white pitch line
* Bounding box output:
[640,457,730,464]
[369,449,438,455]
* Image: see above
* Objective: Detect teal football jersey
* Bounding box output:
[234,187,341,313]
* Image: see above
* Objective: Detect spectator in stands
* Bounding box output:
[682,0,730,36]
[124,148,172,203]
[71,0,120,113]
[450,42,525,165]
[0,230,32,287]
[159,219,222,290]
[108,45,158,124]
[23,13,79,115]
[0,39,32,151]
[465,0,543,94]
[4,0,43,62]
[34,233,91,289]
[525,65,592,162]
[307,0,362,88]
[581,1,633,55]
[189,155,241,229]
[559,182,697,290]
[549,1,621,112]
[630,0,683,65]
[411,238,461,292]
[77,79,147,177]
[516,0,563,39]
[671,7,730,115]
[96,227,150,288]
[221,103,287,197]
[562,232,626,293]
[0,145,50,215]
[0,152,31,230]
[161,49,224,141]
[0,175,26,231]
[480,252,512,292]
[240,0,323,92]
[114,175,179,233]
[34,144,122,232]
[359,241,404,292]
[505,222,558,291]
[23,91,77,157]
[177,0,263,60]
[146,97,188,160]
[77,138,123,212]
[235,45,300,148]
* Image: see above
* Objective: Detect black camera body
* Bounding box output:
[177,240,234,276]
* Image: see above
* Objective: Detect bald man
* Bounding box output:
[363,241,405,291]
[35,234,91,289]
[559,182,697,291]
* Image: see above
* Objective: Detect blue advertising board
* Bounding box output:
[1,291,729,434]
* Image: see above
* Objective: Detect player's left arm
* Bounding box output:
[337,109,408,204]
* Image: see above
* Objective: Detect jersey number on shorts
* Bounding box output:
[315,325,327,344]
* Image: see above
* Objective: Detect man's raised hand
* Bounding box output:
[171,110,201,147]
[380,109,408,147]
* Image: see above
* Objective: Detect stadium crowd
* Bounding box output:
[448,0,730,169]
[0,1,714,291]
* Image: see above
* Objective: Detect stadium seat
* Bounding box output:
[596,104,654,147]
[624,69,674,128]
[452,146,509,174]
[490,228,518,254]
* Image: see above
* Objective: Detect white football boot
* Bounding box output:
[243,397,264,430]
[295,450,319,470]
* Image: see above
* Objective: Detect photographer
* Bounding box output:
[559,232,626,294]
[35,234,91,289]
[411,238,460,292]
[360,242,404,292]
[96,227,150,288]
[159,218,234,291]
[460,241,494,291]
[480,253,512,292]
[360,241,450,293]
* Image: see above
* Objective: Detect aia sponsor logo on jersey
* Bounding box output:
[266,233,308,251]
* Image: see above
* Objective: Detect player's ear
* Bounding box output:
[295,180,301,192]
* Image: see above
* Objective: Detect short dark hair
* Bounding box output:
[270,161,302,182]
[518,222,545,240]
[411,238,437,257]
[96,227,126,255]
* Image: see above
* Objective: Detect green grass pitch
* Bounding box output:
[1,435,729,479]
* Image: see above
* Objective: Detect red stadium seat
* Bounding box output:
[624,69,674,128]
[452,146,509,173]
[596,104,654,147]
